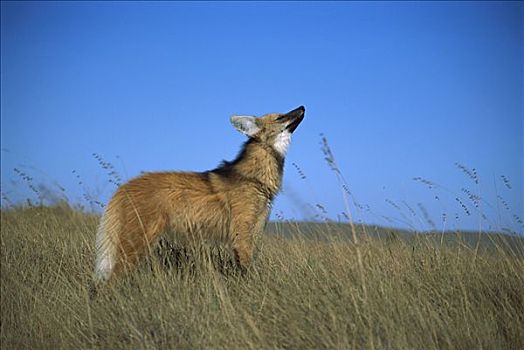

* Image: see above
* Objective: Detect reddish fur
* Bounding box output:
[95,107,304,281]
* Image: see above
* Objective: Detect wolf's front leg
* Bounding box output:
[230,196,270,272]
[232,231,253,272]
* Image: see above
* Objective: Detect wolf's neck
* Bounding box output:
[230,139,284,198]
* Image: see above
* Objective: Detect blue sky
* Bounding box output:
[1,1,522,233]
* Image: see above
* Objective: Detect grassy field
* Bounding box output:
[1,204,523,349]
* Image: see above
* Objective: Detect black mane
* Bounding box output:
[211,138,284,176]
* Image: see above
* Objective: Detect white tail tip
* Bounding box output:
[94,211,117,282]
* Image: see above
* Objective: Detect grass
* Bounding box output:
[1,204,523,349]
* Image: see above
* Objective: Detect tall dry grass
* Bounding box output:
[1,204,523,349]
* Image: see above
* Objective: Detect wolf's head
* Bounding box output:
[231,106,305,156]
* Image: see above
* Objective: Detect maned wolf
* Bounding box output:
[94,106,305,282]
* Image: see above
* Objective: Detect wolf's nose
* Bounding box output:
[291,106,305,115]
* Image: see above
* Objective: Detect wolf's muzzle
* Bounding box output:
[282,105,305,133]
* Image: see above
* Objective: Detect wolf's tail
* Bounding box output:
[94,205,119,282]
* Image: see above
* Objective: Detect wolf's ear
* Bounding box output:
[230,116,260,136]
